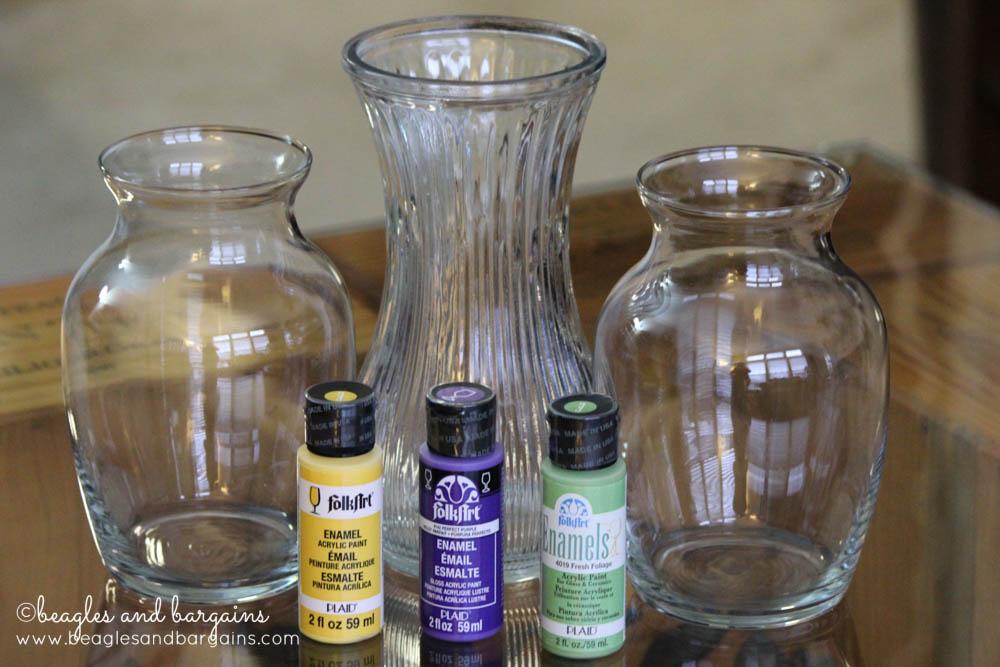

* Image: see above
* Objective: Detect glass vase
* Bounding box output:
[594,147,888,627]
[62,126,355,603]
[343,16,606,581]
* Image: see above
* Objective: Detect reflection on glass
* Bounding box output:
[383,569,538,666]
[299,634,382,667]
[163,129,203,145]
[169,161,203,178]
[421,631,503,667]
[208,240,248,266]
[79,577,860,666]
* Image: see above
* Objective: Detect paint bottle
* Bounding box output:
[540,393,626,659]
[419,382,504,641]
[298,381,383,644]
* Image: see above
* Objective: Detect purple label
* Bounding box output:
[434,384,488,404]
[419,461,503,640]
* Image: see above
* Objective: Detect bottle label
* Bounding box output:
[540,482,626,656]
[419,462,503,638]
[298,470,382,642]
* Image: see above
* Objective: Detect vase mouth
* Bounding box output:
[98,126,312,196]
[342,15,606,101]
[637,146,851,221]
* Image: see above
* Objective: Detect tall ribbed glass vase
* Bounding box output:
[343,16,606,581]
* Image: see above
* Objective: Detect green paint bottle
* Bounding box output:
[540,393,626,659]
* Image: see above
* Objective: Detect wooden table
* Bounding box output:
[1,145,998,665]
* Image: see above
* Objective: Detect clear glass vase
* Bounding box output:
[62,126,355,603]
[343,16,606,581]
[594,147,888,627]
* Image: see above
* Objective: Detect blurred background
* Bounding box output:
[0,0,955,284]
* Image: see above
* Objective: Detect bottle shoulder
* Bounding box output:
[418,442,504,469]
[298,444,383,483]
[542,458,625,485]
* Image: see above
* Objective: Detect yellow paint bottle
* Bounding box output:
[298,381,383,644]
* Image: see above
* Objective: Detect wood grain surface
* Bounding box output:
[1,146,998,665]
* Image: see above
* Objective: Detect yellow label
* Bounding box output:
[298,448,383,643]
[323,389,358,402]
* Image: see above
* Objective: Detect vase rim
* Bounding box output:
[98,125,312,196]
[636,146,852,221]
[342,15,606,101]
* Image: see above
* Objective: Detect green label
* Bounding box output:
[540,472,626,658]
[563,399,598,414]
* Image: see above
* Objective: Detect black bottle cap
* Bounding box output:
[426,382,497,458]
[547,393,619,470]
[304,381,376,457]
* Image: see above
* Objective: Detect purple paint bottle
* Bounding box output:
[419,382,504,641]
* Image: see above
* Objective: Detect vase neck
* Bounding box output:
[354,76,599,287]
[646,205,838,257]
[111,187,300,237]
[637,146,850,257]
[99,126,310,237]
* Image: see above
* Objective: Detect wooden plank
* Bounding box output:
[866,264,1000,455]
[0,413,107,664]
[973,451,1000,664]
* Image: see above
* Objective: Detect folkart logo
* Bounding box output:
[310,487,374,514]
[327,491,374,512]
[433,474,481,523]
[558,495,591,528]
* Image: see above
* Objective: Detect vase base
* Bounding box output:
[102,504,297,604]
[109,568,298,606]
[630,524,849,629]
